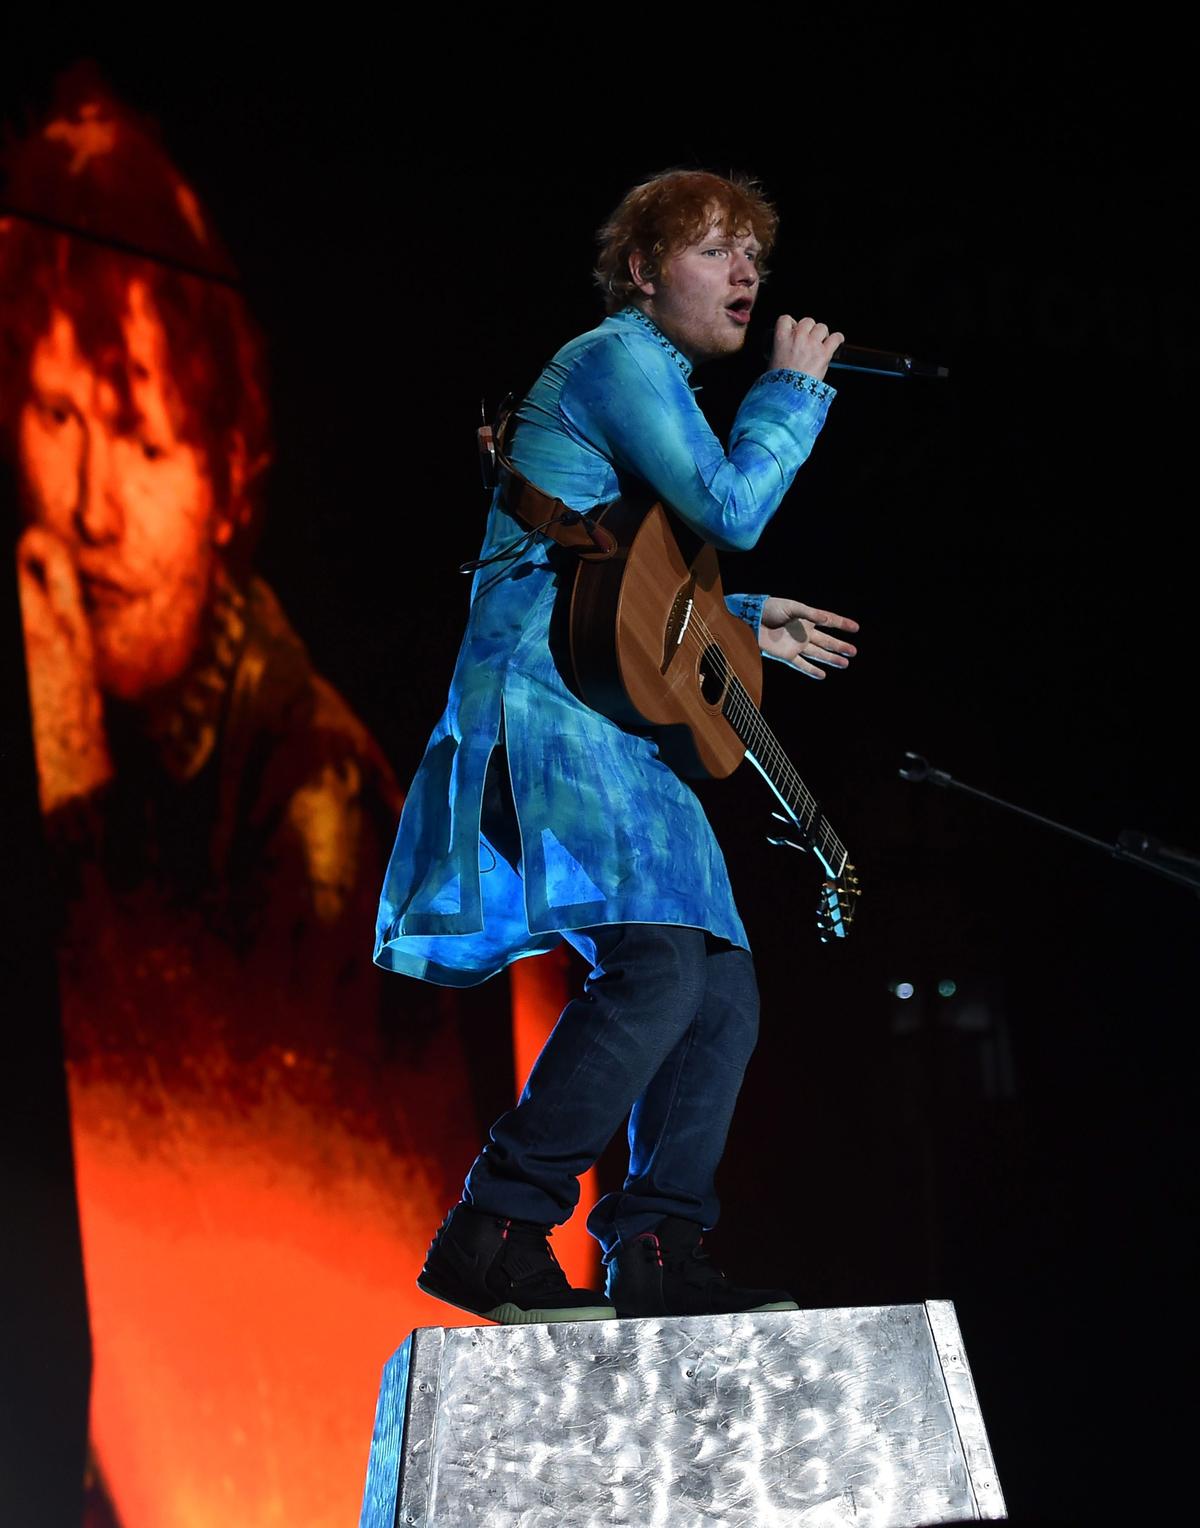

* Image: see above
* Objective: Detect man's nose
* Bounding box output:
[730,252,758,285]
[74,427,125,545]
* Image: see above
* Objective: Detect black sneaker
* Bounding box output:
[417,1203,615,1324]
[606,1215,799,1318]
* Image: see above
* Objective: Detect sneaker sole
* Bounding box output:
[417,1273,615,1325]
[613,1299,801,1318]
[481,1301,616,1325]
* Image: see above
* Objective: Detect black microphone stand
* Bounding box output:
[899,753,1200,897]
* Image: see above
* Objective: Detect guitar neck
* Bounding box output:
[721,680,847,880]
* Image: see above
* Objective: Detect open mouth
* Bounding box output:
[726,299,753,324]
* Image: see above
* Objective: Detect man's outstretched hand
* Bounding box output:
[758,597,859,680]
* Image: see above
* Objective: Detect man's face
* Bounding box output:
[634,214,761,364]
[17,279,229,702]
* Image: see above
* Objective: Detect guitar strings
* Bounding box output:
[673,604,848,871]
[681,608,796,793]
[682,607,846,869]
[708,645,847,869]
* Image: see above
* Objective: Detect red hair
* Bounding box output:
[0,68,271,560]
[594,169,778,314]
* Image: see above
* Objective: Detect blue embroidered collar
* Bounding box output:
[615,306,693,379]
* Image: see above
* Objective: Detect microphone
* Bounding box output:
[828,342,948,380]
[763,328,948,379]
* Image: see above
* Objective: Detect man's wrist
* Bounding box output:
[757,369,837,402]
[726,592,768,635]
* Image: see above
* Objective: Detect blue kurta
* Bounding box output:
[375,307,835,986]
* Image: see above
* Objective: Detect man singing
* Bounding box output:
[376,169,859,1323]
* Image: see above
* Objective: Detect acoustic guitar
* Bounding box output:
[566,495,860,942]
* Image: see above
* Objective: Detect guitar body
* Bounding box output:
[566,494,860,941]
[568,499,761,780]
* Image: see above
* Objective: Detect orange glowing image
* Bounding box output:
[18,285,230,806]
[2,74,594,1526]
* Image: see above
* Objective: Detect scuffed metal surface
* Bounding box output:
[369,1304,1006,1526]
[925,1301,1007,1520]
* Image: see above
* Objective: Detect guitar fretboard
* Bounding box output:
[719,667,847,879]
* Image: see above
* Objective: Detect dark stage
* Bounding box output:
[2,24,1194,1527]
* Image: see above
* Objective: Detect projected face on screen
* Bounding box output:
[17,280,231,703]
[2,76,485,1528]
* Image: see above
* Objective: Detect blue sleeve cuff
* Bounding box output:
[725,592,767,635]
[755,369,837,403]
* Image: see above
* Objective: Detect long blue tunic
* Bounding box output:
[375,307,835,986]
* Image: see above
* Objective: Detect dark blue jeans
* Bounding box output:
[463,922,760,1258]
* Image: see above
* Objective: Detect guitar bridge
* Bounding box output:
[662,580,696,673]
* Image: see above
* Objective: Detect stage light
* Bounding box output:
[888,981,915,1000]
[937,979,958,998]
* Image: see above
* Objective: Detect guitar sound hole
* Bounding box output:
[698,643,728,707]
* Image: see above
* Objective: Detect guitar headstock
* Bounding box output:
[816,864,861,942]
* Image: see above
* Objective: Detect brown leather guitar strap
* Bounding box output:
[488,395,617,561]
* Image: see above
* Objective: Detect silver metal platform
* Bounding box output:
[361,1301,1006,1526]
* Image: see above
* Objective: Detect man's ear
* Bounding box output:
[214,430,268,548]
[628,250,657,297]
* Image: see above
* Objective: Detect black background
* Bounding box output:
[3,20,1194,1526]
